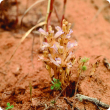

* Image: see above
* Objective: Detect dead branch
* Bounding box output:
[103,58,110,70]
[64,97,73,108]
[75,94,109,109]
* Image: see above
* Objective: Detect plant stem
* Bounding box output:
[45,0,54,31]
[48,68,52,80]
[61,70,65,86]
[45,0,51,30]
[61,0,67,26]
[73,72,81,109]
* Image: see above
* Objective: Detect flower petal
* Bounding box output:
[39,28,48,36]
[65,52,73,62]
[66,29,73,39]
[51,44,58,52]
[74,41,78,46]
[49,57,60,67]
[55,26,62,31]
[55,57,61,64]
[66,34,71,39]
[67,62,73,68]
[67,41,78,49]
[50,30,54,34]
[38,55,44,61]
[67,42,74,49]
[69,29,73,35]
[54,31,64,38]
[41,42,49,50]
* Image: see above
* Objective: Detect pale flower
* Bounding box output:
[38,55,44,61]
[51,44,58,52]
[54,30,64,38]
[39,28,48,36]
[48,55,61,67]
[58,45,64,54]
[55,57,61,65]
[67,62,72,68]
[55,26,62,31]
[65,52,74,62]
[41,42,49,50]
[69,29,73,35]
[50,30,54,34]
[67,41,78,49]
[54,26,64,38]
[66,29,73,39]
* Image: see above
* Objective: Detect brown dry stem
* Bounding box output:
[76,94,109,109]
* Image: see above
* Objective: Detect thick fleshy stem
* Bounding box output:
[61,0,67,27]
[46,65,52,80]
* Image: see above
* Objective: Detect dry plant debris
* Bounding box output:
[103,58,110,70]
[76,94,110,109]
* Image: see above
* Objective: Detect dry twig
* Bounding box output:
[103,58,110,70]
[75,94,109,109]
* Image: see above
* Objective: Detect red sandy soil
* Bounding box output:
[0,0,110,110]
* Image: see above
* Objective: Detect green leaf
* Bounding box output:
[6,102,14,110]
[57,79,60,82]
[81,57,89,63]
[10,105,14,108]
[6,107,9,110]
[54,83,61,90]
[51,78,61,91]
[8,106,12,109]
[82,65,87,71]
[53,78,56,82]
[51,86,54,90]
[51,81,54,84]
[51,100,56,104]
[58,81,61,85]
[7,102,10,106]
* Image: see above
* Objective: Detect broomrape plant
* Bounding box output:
[38,19,100,92]
[38,19,78,88]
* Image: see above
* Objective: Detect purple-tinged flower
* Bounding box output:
[67,42,74,49]
[66,29,73,39]
[48,55,60,67]
[58,46,64,54]
[54,26,64,38]
[55,57,61,65]
[65,52,74,62]
[69,29,73,35]
[67,41,78,49]
[54,30,64,38]
[51,44,58,53]
[67,62,73,68]
[74,41,78,46]
[59,46,64,49]
[39,28,48,36]
[50,30,54,34]
[55,26,62,31]
[38,55,44,61]
[66,35,71,39]
[41,42,49,50]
